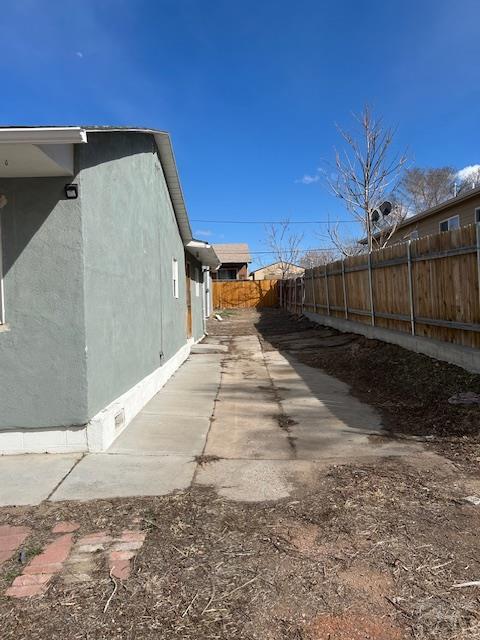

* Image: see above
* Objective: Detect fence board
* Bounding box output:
[213,280,279,309]
[281,224,480,349]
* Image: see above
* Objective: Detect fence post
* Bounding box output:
[294,277,297,314]
[301,276,305,314]
[342,259,348,319]
[324,265,330,315]
[311,268,317,313]
[477,224,480,315]
[367,251,375,326]
[407,240,416,336]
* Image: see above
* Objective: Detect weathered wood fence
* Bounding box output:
[281,224,480,349]
[213,279,279,309]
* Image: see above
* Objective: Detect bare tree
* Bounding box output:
[264,219,304,279]
[458,166,480,194]
[399,166,456,213]
[299,248,333,268]
[326,105,408,252]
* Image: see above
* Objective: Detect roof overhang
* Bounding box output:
[0,127,87,177]
[0,126,196,246]
[186,239,221,270]
[81,127,194,245]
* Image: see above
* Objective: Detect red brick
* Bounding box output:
[78,532,111,545]
[0,525,30,538]
[11,574,51,587]
[52,521,80,534]
[6,584,48,598]
[109,557,131,580]
[0,525,31,566]
[110,550,135,562]
[0,550,14,563]
[6,573,52,598]
[25,534,73,572]
[120,530,146,543]
[23,562,63,575]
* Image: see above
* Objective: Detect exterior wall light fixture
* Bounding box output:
[64,183,79,199]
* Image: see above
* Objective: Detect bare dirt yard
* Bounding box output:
[1,309,480,640]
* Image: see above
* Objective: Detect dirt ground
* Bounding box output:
[1,309,480,640]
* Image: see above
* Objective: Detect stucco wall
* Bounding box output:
[78,132,188,419]
[0,177,88,429]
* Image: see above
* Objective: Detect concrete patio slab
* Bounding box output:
[110,415,210,456]
[195,459,328,502]
[50,454,195,501]
[0,454,81,506]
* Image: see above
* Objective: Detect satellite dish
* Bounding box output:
[379,200,393,216]
[371,209,380,224]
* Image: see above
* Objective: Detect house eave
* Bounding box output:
[186,240,221,270]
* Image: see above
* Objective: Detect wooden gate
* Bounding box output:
[212,280,279,309]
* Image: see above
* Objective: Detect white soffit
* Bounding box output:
[0,127,88,177]
[186,240,221,269]
[0,127,87,145]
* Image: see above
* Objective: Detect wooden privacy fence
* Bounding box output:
[213,279,279,309]
[281,224,480,349]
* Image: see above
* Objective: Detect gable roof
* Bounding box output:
[250,261,303,273]
[212,243,252,264]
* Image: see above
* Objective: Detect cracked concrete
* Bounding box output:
[0,312,423,505]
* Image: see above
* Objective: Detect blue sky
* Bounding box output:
[1,0,480,269]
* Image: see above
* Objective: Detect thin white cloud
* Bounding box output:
[195,229,213,237]
[75,51,84,58]
[300,174,320,184]
[457,164,480,181]
[296,167,323,184]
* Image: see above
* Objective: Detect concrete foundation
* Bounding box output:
[304,311,480,374]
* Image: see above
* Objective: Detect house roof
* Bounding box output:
[0,125,194,245]
[212,243,252,264]
[185,240,220,270]
[250,261,304,273]
[359,185,480,244]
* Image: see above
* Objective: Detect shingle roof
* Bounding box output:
[212,243,252,264]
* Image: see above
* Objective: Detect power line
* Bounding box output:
[191,219,354,224]
[211,247,339,255]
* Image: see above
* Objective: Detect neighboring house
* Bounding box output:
[249,261,305,280]
[361,186,480,246]
[0,126,220,454]
[211,243,252,280]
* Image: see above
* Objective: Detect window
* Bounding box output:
[195,267,200,297]
[439,215,460,232]
[172,258,179,298]
[475,207,480,223]
[217,268,237,281]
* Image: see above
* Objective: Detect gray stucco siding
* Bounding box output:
[0,177,88,428]
[78,132,189,418]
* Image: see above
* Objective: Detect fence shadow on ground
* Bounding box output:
[254,308,387,438]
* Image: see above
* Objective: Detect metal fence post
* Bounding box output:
[476,223,480,316]
[367,251,375,326]
[324,266,330,316]
[342,259,348,319]
[407,240,416,335]
[311,269,317,313]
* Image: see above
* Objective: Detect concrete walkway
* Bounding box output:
[0,316,421,506]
